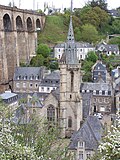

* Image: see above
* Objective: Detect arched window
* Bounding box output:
[68,116,72,128]
[36,19,41,31]
[16,16,23,31]
[27,17,33,32]
[47,105,55,122]
[3,14,12,31]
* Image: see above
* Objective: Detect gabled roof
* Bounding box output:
[69,116,103,150]
[44,70,60,80]
[0,91,18,100]
[13,67,45,80]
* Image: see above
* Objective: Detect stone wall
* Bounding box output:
[0,5,45,92]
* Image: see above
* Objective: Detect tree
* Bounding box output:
[87,51,98,63]
[89,0,108,11]
[30,54,44,67]
[81,24,99,43]
[37,43,51,58]
[0,101,72,160]
[110,19,120,34]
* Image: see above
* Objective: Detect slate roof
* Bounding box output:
[80,82,112,92]
[13,67,45,80]
[96,44,119,52]
[51,87,60,101]
[44,70,60,80]
[69,116,103,150]
[0,92,18,99]
[108,9,120,17]
[81,93,92,119]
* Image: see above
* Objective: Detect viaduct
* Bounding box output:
[0,5,45,92]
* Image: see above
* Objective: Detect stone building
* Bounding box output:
[92,61,107,83]
[54,42,95,61]
[13,67,45,93]
[59,15,83,138]
[69,116,103,160]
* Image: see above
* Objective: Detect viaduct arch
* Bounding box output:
[0,5,45,92]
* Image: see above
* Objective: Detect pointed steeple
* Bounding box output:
[67,16,75,42]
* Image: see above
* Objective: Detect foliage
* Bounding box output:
[81,51,98,82]
[87,51,98,63]
[109,37,120,49]
[81,24,99,44]
[37,43,51,58]
[0,103,71,160]
[88,0,108,11]
[30,54,44,67]
[110,19,120,34]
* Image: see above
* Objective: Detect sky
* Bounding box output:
[0,0,119,11]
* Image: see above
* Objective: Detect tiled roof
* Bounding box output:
[69,116,103,150]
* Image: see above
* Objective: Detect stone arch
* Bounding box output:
[3,13,12,31]
[47,104,55,122]
[36,18,41,31]
[26,17,33,32]
[16,15,23,31]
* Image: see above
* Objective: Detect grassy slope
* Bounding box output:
[38,15,68,47]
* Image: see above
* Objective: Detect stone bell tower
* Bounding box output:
[59,0,83,138]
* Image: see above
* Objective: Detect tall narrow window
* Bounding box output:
[47,105,55,122]
[70,71,74,92]
[68,116,72,128]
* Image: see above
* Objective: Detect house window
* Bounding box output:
[108,91,111,95]
[99,90,102,95]
[41,87,44,91]
[23,83,26,88]
[68,116,72,128]
[96,90,99,95]
[16,83,20,88]
[58,49,60,52]
[47,87,50,91]
[29,83,32,87]
[47,105,55,122]
[78,141,83,147]
[87,153,91,159]
[102,91,105,95]
[35,84,38,88]
[99,98,102,102]
[80,55,82,59]
[79,151,83,160]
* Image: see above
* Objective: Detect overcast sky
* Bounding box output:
[0,0,119,10]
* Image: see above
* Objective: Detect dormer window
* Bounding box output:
[78,141,84,148]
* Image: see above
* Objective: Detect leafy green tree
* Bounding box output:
[37,43,51,58]
[30,54,44,67]
[81,24,99,43]
[87,51,98,63]
[89,0,108,11]
[110,19,120,34]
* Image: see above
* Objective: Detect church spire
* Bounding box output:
[67,16,75,42]
[67,0,74,42]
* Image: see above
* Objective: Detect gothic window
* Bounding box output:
[16,16,23,31]
[70,71,74,92]
[47,105,55,122]
[68,116,72,128]
[27,17,33,32]
[36,19,41,31]
[3,14,12,31]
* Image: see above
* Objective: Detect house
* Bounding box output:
[0,90,18,112]
[108,9,120,18]
[54,42,95,60]
[96,42,119,56]
[39,70,60,93]
[80,82,113,114]
[92,61,107,83]
[68,116,103,160]
[13,67,48,93]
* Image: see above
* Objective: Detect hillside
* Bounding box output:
[38,15,68,47]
